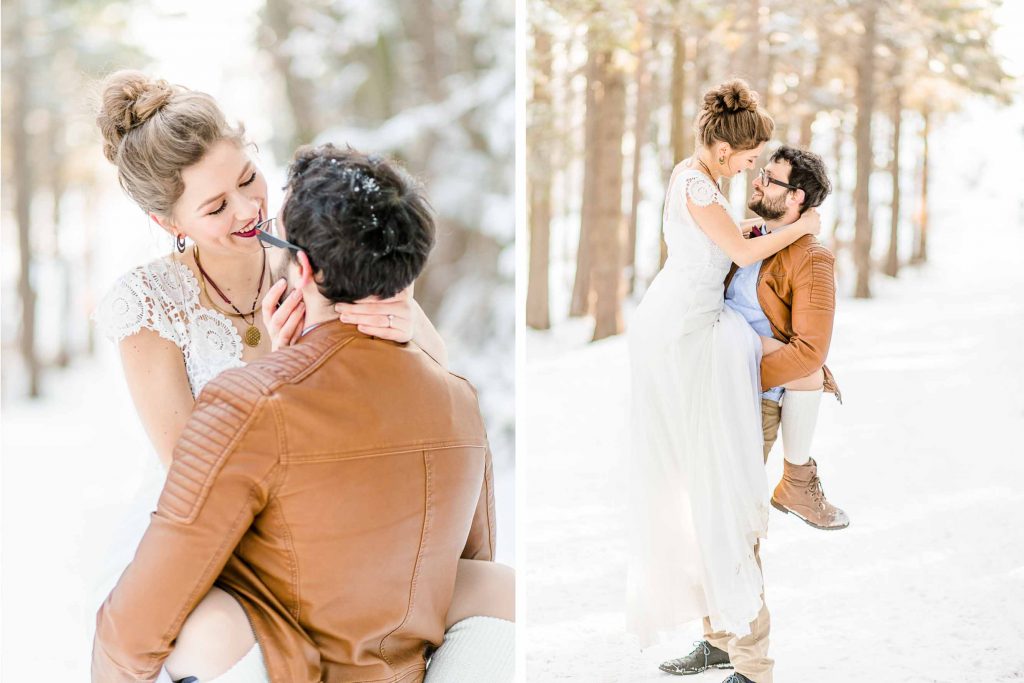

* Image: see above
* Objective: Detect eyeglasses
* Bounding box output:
[253,217,303,252]
[757,167,799,191]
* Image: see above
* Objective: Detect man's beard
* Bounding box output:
[748,191,787,221]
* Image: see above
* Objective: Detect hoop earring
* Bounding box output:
[176,234,186,253]
[718,156,726,165]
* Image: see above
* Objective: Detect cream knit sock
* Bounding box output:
[781,388,823,466]
[425,616,515,683]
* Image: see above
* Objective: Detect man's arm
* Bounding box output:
[461,444,496,561]
[761,244,836,389]
[92,371,279,683]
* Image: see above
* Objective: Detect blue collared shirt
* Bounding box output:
[724,252,785,403]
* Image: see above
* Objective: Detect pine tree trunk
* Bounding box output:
[669,27,687,167]
[852,1,877,299]
[589,49,627,342]
[884,86,902,278]
[829,115,843,254]
[626,13,652,295]
[48,108,71,368]
[262,0,318,152]
[526,26,553,330]
[912,109,930,264]
[569,43,602,318]
[798,32,825,148]
[8,0,40,397]
[664,26,687,270]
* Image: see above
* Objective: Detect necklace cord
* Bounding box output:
[193,245,267,323]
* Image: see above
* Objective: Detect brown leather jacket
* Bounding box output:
[92,321,496,683]
[725,233,842,401]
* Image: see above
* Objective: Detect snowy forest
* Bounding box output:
[1,2,514,677]
[526,0,1013,341]
[1,0,514,461]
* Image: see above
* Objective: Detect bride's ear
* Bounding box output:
[150,212,176,235]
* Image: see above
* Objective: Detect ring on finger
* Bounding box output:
[387,314,395,328]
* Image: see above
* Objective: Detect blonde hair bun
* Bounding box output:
[702,79,759,115]
[694,78,773,151]
[94,71,245,217]
[98,70,175,163]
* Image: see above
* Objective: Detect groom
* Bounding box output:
[92,145,499,682]
[731,144,848,530]
[660,146,847,683]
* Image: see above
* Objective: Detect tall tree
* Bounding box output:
[4,0,40,396]
[625,8,654,295]
[912,108,930,264]
[852,0,878,299]
[883,66,902,278]
[668,26,687,167]
[260,0,319,156]
[569,44,601,318]
[587,45,627,341]
[527,23,554,330]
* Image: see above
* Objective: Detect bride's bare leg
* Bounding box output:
[783,367,824,391]
[426,559,515,682]
[163,562,513,681]
[447,558,515,628]
[759,336,824,390]
[164,586,255,682]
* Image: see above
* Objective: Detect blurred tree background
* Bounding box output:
[526,0,1013,342]
[1,0,514,461]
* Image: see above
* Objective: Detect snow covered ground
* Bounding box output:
[524,129,1024,681]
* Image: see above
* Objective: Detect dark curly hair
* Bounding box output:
[769,145,832,214]
[281,144,435,303]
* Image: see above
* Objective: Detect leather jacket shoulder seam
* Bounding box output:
[286,441,487,463]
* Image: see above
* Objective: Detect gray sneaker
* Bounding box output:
[658,640,733,675]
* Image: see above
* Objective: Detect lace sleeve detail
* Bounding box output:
[683,174,726,209]
[93,265,182,347]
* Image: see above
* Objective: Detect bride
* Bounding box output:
[92,70,513,682]
[626,80,820,683]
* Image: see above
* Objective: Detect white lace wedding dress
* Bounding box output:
[626,167,770,644]
[94,255,249,398]
[92,255,252,682]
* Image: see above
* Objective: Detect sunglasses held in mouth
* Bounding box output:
[252,217,303,252]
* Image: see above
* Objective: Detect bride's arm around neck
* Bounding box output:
[119,328,195,469]
[686,195,819,268]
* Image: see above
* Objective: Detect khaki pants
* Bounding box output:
[701,399,782,683]
[761,397,782,464]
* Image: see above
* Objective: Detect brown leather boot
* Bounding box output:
[771,458,849,530]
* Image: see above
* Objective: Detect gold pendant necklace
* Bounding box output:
[243,325,261,347]
[194,246,267,348]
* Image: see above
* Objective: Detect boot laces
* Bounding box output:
[806,475,827,509]
[689,639,711,664]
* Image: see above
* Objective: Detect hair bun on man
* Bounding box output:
[97,70,175,162]
[702,79,760,115]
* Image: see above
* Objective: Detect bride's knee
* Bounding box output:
[446,560,515,628]
[165,587,255,681]
[760,335,785,354]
